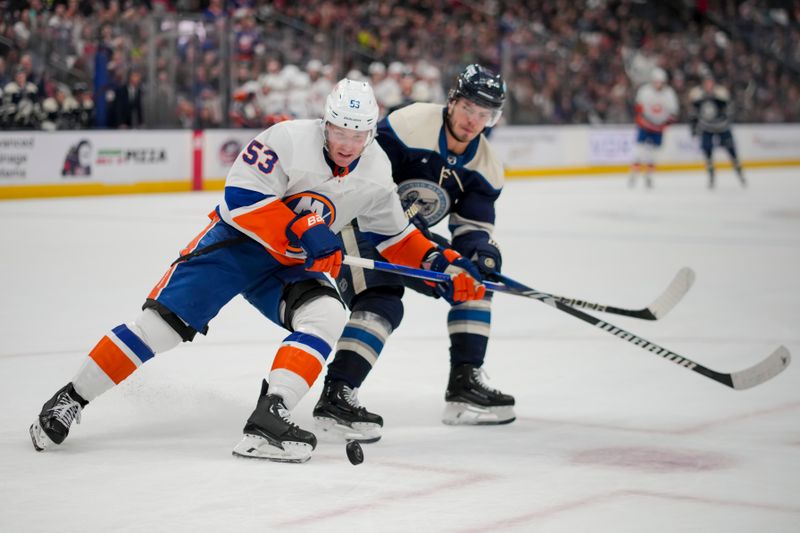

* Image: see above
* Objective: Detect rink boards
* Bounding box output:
[1,124,799,199]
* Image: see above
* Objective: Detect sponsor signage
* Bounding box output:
[0,131,191,185]
[588,128,636,164]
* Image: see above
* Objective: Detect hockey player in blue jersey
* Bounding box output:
[689,75,747,189]
[313,64,513,442]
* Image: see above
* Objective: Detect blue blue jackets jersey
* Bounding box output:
[376,102,504,253]
[689,85,733,134]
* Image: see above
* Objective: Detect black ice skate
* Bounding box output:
[313,380,383,443]
[30,383,88,451]
[232,380,317,463]
[443,364,516,425]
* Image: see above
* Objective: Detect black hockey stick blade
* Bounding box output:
[499,267,695,320]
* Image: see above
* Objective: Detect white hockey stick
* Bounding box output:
[342,255,791,390]
[493,267,695,320]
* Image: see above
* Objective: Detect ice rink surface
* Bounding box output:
[1,168,798,532]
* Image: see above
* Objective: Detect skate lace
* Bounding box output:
[342,386,365,412]
[49,394,82,427]
[473,368,501,394]
[276,405,298,428]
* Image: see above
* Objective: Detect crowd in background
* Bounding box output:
[502,0,800,124]
[1,0,798,130]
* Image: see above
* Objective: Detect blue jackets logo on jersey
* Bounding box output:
[397,179,451,225]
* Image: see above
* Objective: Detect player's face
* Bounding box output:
[447,98,494,142]
[325,123,370,167]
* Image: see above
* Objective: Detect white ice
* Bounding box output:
[1,168,798,532]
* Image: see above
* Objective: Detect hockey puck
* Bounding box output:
[346,440,364,465]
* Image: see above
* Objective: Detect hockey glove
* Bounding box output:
[472,238,502,278]
[286,211,342,278]
[424,248,486,304]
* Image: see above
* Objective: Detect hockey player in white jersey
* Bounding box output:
[629,68,679,188]
[29,79,485,463]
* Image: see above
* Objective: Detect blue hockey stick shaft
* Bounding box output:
[342,255,508,293]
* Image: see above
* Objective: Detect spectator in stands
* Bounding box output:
[305,59,329,118]
[39,83,78,131]
[72,82,95,129]
[112,70,144,128]
[1,0,798,129]
[0,57,8,88]
[151,69,178,128]
[2,67,40,129]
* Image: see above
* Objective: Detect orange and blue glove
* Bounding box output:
[286,211,342,278]
[424,248,486,304]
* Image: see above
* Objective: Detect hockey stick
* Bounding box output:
[342,255,791,390]
[492,268,695,320]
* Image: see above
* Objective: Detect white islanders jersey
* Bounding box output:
[217,119,414,262]
[635,83,679,128]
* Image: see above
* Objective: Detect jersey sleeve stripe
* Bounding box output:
[224,186,274,211]
[373,226,434,267]
[229,199,296,254]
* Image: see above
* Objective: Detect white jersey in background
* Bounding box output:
[635,83,679,132]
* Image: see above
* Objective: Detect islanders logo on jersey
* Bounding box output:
[397,179,451,226]
[283,191,337,253]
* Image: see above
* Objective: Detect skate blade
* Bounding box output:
[313,416,382,443]
[231,434,313,463]
[30,421,54,451]
[442,402,516,426]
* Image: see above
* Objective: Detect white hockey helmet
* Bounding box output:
[323,78,379,148]
[651,67,667,84]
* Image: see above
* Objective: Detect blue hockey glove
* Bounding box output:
[424,248,486,304]
[473,238,502,277]
[286,211,342,277]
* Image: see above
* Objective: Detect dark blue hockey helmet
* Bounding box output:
[448,64,506,126]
